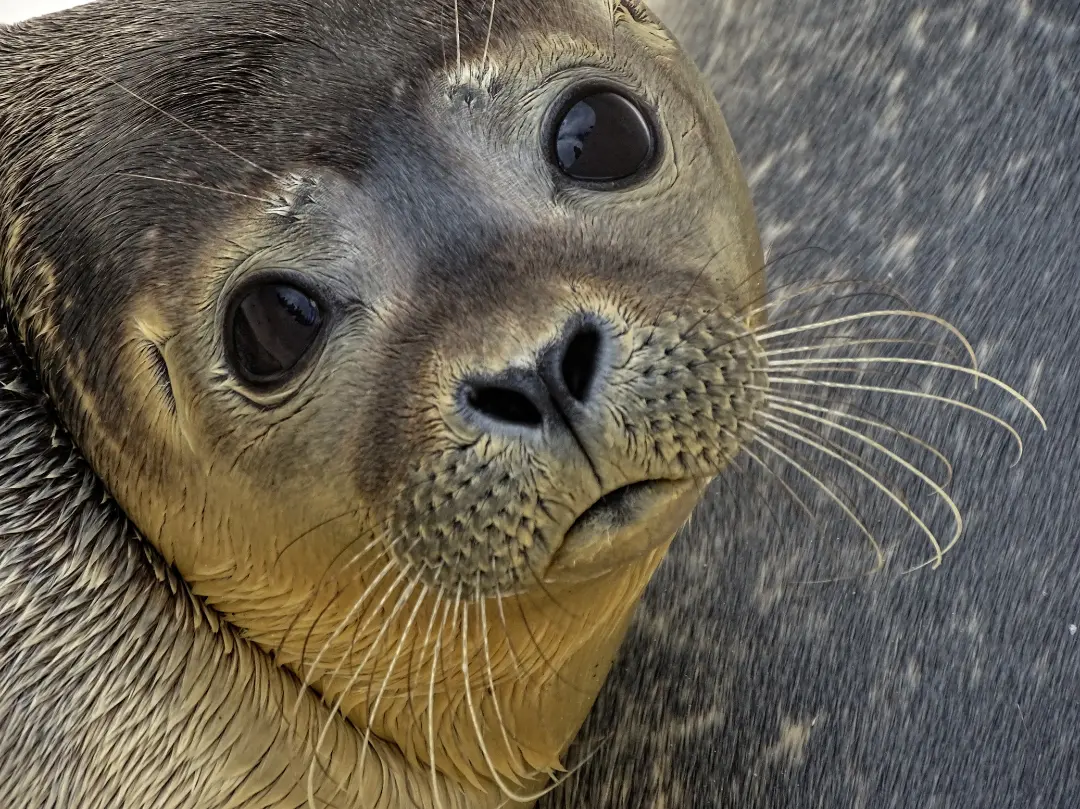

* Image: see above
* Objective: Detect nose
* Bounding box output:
[458,316,609,435]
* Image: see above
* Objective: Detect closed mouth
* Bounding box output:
[543,478,707,585]
[569,479,662,533]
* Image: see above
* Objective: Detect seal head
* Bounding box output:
[0,0,765,802]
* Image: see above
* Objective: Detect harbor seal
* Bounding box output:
[0,0,771,806]
[0,1,1046,808]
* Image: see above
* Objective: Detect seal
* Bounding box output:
[0,1,1048,808]
[0,1,772,806]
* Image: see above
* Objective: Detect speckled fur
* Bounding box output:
[542,1,1078,807]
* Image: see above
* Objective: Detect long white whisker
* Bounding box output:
[753,378,1033,465]
[307,573,418,807]
[292,547,402,727]
[463,586,586,803]
[768,355,1045,426]
[293,528,394,669]
[755,310,978,374]
[481,594,525,787]
[100,172,279,204]
[481,0,497,73]
[738,441,820,524]
[454,0,462,74]
[762,413,946,568]
[303,555,400,697]
[494,588,524,674]
[85,67,284,182]
[763,336,959,360]
[764,392,954,486]
[751,429,885,571]
[429,598,452,809]
[768,403,964,555]
[355,577,430,799]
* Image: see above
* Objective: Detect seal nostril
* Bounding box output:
[466,385,544,428]
[561,325,602,402]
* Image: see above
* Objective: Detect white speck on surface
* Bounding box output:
[1070,624,1077,636]
[961,22,979,48]
[905,9,929,50]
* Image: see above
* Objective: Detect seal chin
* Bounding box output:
[542,478,708,585]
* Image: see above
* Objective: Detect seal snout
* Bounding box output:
[391,302,767,599]
[456,315,610,438]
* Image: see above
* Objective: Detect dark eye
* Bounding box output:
[226,281,324,385]
[552,90,656,183]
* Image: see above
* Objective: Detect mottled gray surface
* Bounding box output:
[544,2,1079,808]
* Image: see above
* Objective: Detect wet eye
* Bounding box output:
[551,89,656,184]
[226,281,324,385]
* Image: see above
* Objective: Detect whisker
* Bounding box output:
[523,555,578,619]
[308,573,420,806]
[651,239,736,328]
[765,392,953,487]
[290,551,397,726]
[402,580,441,733]
[753,378,1033,465]
[764,336,965,365]
[512,589,592,697]
[286,529,385,666]
[306,570,414,807]
[104,172,279,204]
[298,553,400,708]
[272,508,371,658]
[428,598,452,809]
[761,414,946,568]
[274,505,361,567]
[751,430,885,572]
[494,588,524,675]
[481,0,497,74]
[756,310,978,373]
[722,244,834,315]
[356,577,430,797]
[479,593,526,783]
[465,585,590,802]
[454,0,462,74]
[84,68,284,183]
[768,404,964,549]
[739,442,821,525]
[739,284,913,330]
[463,589,517,798]
[767,355,1045,427]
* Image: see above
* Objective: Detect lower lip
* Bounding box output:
[542,478,708,585]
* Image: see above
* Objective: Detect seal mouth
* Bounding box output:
[543,478,707,585]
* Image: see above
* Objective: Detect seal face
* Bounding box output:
[0,0,767,803]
